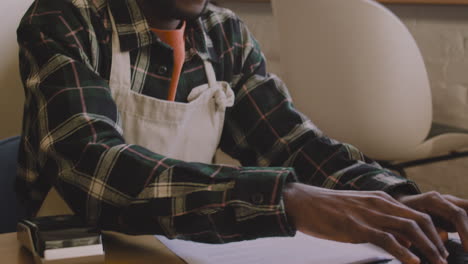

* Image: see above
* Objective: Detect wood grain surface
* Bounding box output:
[0,231,184,264]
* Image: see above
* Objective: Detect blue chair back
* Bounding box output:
[0,136,26,233]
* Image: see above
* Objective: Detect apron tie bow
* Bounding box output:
[187,82,235,111]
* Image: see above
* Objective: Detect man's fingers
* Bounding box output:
[443,195,468,211]
[365,228,420,264]
[394,234,412,249]
[380,201,448,259]
[442,203,468,251]
[381,215,447,264]
[411,212,449,259]
[425,194,468,251]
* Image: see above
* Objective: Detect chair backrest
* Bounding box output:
[271,0,432,160]
[0,136,26,234]
[0,0,32,139]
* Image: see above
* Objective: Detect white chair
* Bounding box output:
[271,0,468,175]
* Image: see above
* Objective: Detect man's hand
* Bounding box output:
[283,183,449,264]
[396,192,468,251]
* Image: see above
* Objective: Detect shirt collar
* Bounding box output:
[108,0,219,62]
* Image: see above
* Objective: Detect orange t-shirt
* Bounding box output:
[151,22,186,101]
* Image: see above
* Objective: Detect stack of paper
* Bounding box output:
[156,232,397,264]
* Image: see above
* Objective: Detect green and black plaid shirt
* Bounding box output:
[16,0,419,242]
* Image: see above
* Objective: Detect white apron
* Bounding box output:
[36,9,235,217]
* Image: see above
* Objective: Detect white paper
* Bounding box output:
[156,232,398,264]
[43,244,104,260]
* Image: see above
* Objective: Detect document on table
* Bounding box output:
[156,232,398,264]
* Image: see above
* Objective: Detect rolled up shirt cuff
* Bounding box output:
[384,180,422,198]
[355,169,422,196]
[232,167,298,240]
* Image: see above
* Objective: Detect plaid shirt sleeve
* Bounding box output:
[219,18,420,196]
[16,0,297,242]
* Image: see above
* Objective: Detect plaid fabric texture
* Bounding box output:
[16,0,420,242]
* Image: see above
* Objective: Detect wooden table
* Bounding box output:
[0,231,185,264]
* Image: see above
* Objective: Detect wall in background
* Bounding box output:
[387,5,468,197]
[388,5,468,128]
[0,0,31,140]
[219,1,468,197]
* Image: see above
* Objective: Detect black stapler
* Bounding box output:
[17,215,104,264]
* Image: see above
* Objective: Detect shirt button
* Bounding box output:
[251,193,264,205]
[157,65,168,75]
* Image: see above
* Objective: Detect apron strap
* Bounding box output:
[108,6,132,91]
[203,60,218,88]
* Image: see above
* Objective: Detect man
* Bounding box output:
[15,0,468,263]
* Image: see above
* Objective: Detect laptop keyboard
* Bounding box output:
[446,239,468,264]
[412,239,468,264]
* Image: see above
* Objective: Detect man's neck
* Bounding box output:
[136,0,181,30]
